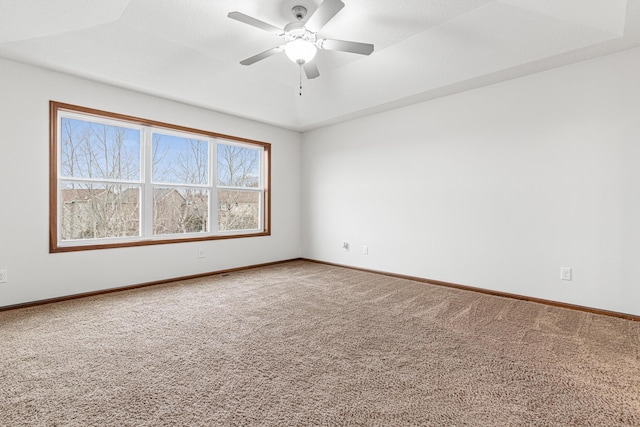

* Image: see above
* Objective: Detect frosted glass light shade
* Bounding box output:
[285,39,317,64]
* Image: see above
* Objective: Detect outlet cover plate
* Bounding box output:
[0,270,7,283]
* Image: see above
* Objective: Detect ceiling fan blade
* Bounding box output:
[303,61,320,79]
[240,46,284,65]
[320,39,374,55]
[304,0,345,33]
[228,11,283,35]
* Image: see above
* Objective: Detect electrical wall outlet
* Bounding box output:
[342,242,349,251]
[0,270,7,283]
[363,245,369,255]
[560,267,572,281]
[197,249,205,259]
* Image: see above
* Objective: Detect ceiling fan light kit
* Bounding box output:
[285,39,317,65]
[283,20,318,65]
[228,0,374,81]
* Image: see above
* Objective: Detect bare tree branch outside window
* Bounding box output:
[60,119,140,240]
[217,144,260,231]
[152,134,209,235]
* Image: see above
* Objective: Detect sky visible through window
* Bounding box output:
[217,144,260,188]
[152,133,209,185]
[61,118,140,181]
[62,118,261,188]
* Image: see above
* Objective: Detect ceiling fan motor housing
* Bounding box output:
[284,22,317,43]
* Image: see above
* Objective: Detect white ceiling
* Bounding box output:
[1,0,639,131]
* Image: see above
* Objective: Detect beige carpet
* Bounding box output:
[1,260,639,426]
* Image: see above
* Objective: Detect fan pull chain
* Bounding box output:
[299,64,303,96]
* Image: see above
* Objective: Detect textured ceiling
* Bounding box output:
[1,0,639,131]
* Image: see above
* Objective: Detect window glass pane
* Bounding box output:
[60,118,140,181]
[217,144,260,187]
[153,187,209,235]
[60,182,140,240]
[152,134,209,185]
[218,190,260,231]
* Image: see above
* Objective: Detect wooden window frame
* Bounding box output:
[49,101,271,253]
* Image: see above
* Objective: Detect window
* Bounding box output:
[50,101,270,252]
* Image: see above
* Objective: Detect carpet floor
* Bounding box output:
[1,260,639,426]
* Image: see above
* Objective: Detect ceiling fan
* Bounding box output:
[228,0,374,80]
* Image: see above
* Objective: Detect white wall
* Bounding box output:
[302,47,640,316]
[3,46,640,316]
[0,59,302,308]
